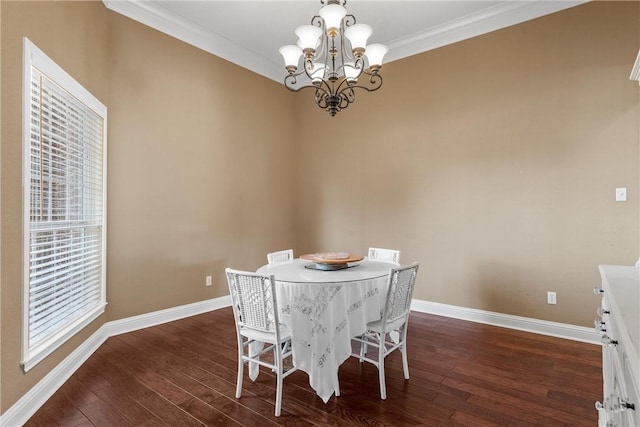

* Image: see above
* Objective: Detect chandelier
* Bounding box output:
[278,0,388,117]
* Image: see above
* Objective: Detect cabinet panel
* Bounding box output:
[596,265,639,427]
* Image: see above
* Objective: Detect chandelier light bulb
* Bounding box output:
[343,62,360,82]
[344,24,372,57]
[364,43,389,70]
[318,4,346,37]
[295,25,322,55]
[310,62,326,85]
[279,45,302,73]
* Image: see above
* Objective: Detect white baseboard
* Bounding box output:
[0,327,110,427]
[411,299,600,344]
[2,295,597,426]
[0,295,232,427]
[105,295,231,336]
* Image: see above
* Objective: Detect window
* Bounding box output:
[22,38,107,372]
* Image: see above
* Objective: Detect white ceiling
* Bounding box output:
[103,0,587,83]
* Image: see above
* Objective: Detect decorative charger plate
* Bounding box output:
[300,252,364,270]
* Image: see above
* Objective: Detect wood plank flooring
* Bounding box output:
[25,308,602,426]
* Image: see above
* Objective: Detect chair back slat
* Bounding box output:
[267,249,294,264]
[368,247,401,265]
[226,269,277,333]
[383,263,419,325]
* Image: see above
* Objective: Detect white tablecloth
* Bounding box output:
[256,258,394,402]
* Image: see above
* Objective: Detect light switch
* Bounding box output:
[615,187,627,202]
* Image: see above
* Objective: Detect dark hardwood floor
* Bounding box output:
[25,308,602,426]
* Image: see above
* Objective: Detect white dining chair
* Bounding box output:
[351,262,420,400]
[367,247,401,265]
[225,268,297,417]
[267,249,294,264]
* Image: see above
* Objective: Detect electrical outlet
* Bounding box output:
[547,291,556,305]
[206,276,212,287]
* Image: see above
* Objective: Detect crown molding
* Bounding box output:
[385,1,588,63]
[104,1,587,83]
[103,0,284,82]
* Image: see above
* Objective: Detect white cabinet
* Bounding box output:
[595,265,639,427]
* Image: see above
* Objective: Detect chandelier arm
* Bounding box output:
[283,71,312,92]
[343,14,356,28]
[352,56,365,78]
[315,90,329,108]
[333,75,352,94]
[331,67,382,95]
[335,45,362,82]
[340,14,356,65]
[283,73,301,92]
[340,87,355,105]
[314,80,334,99]
[320,0,347,6]
[283,70,317,92]
[284,72,336,94]
[350,71,383,92]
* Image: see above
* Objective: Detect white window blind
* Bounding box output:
[22,38,107,372]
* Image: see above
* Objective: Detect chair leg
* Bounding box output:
[272,346,278,372]
[401,326,410,379]
[359,335,368,362]
[236,344,244,398]
[401,344,410,380]
[275,353,283,417]
[378,333,387,400]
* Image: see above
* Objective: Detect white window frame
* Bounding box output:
[21,38,107,372]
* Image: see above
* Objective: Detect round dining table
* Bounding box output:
[256,257,396,403]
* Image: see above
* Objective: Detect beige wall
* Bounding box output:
[1,0,638,416]
[105,12,297,320]
[295,1,639,326]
